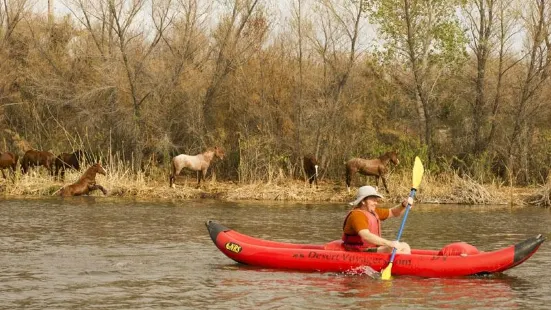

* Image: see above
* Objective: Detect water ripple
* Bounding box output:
[0,198,549,309]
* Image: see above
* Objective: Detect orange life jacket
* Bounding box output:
[342,209,381,251]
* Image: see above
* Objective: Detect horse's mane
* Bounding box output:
[80,164,100,181]
[379,151,392,158]
[204,146,224,156]
[205,146,223,151]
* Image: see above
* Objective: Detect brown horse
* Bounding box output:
[169,146,225,188]
[0,151,19,179]
[21,149,56,175]
[345,151,399,194]
[303,155,319,188]
[59,163,108,197]
[55,150,89,179]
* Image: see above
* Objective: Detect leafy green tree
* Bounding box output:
[366,0,468,164]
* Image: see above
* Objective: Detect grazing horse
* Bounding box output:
[345,151,399,194]
[169,146,225,188]
[0,151,19,179]
[303,155,319,188]
[55,150,88,179]
[21,149,56,175]
[58,163,108,197]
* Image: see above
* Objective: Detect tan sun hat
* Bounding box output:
[349,185,384,206]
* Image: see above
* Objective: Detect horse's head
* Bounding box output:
[92,163,107,176]
[214,146,225,160]
[389,151,399,165]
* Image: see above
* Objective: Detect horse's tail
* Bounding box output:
[345,161,351,189]
[11,153,19,171]
[169,158,176,188]
[313,165,319,187]
[21,155,29,174]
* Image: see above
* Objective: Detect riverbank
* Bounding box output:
[0,169,546,206]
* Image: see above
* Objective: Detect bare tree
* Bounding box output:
[290,0,307,171]
[0,0,30,47]
[0,0,29,109]
[486,0,523,150]
[61,0,175,169]
[307,0,366,175]
[202,0,265,140]
[506,0,551,184]
[159,0,212,144]
[464,0,497,154]
[463,0,526,157]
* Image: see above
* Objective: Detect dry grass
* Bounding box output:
[0,166,541,206]
[524,178,551,208]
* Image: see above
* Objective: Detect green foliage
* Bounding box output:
[367,0,468,66]
[395,140,427,169]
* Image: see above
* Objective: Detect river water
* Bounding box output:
[1,197,550,309]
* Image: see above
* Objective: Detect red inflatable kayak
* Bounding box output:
[206,220,545,278]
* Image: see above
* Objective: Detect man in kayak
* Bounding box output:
[343,185,413,254]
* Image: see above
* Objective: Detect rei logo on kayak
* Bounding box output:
[225,242,242,254]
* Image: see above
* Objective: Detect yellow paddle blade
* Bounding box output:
[381,262,393,280]
[412,156,424,189]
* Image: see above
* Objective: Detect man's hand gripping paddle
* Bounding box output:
[381,156,424,280]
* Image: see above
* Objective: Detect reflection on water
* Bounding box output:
[0,198,550,309]
[312,275,520,308]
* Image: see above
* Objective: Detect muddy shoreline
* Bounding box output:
[0,176,540,206]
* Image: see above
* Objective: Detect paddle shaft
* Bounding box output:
[387,188,417,265]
